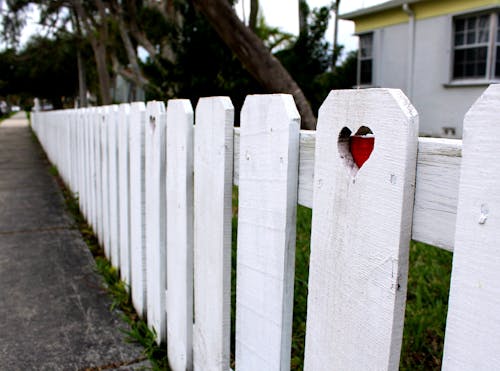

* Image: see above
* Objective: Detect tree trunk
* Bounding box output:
[332,0,341,70]
[299,0,308,37]
[94,41,112,104]
[76,49,88,107]
[192,0,316,129]
[249,0,258,31]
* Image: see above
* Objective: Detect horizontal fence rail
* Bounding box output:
[31,86,500,371]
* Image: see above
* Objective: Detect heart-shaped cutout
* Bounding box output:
[338,126,375,177]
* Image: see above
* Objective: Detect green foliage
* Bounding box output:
[401,241,452,370]
[231,189,450,370]
[0,34,95,108]
[276,4,357,113]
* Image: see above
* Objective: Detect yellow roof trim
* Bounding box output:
[354,0,500,34]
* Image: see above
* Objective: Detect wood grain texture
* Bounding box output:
[412,138,461,251]
[442,85,500,369]
[234,132,461,251]
[94,108,103,246]
[166,99,194,371]
[145,101,167,343]
[235,94,300,371]
[108,105,121,268]
[303,89,418,371]
[129,102,147,317]
[118,104,131,286]
[193,97,234,371]
[101,106,111,259]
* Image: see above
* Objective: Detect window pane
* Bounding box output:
[456,18,465,32]
[453,47,487,78]
[455,32,464,46]
[496,46,500,77]
[360,34,373,58]
[467,30,476,44]
[479,29,489,43]
[466,17,476,30]
[360,60,372,85]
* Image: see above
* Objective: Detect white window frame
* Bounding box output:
[451,10,500,82]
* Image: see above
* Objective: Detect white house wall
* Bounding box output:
[375,23,409,91]
[375,15,486,138]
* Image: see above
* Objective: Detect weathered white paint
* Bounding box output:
[94,108,103,245]
[235,94,300,371]
[118,104,131,286]
[234,131,461,251]
[442,85,500,369]
[166,99,194,371]
[129,102,147,317]
[108,105,121,268]
[89,108,97,230]
[412,137,461,251]
[145,101,167,343]
[193,97,234,371]
[304,89,418,371]
[101,106,111,259]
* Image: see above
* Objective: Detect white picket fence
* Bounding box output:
[31,86,500,370]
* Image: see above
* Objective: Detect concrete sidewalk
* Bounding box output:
[0,112,150,370]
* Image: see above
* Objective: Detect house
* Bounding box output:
[340,0,500,138]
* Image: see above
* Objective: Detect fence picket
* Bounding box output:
[166,99,194,371]
[442,84,500,369]
[145,101,167,343]
[108,105,121,268]
[129,102,147,317]
[304,89,418,371]
[193,97,234,371]
[118,104,131,285]
[101,106,111,258]
[94,108,103,245]
[235,94,300,371]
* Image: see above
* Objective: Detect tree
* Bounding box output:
[191,0,317,129]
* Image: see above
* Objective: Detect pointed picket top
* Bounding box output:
[129,101,147,318]
[304,88,418,371]
[193,97,234,371]
[443,84,500,369]
[235,94,300,371]
[145,100,167,343]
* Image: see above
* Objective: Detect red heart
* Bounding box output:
[350,135,374,168]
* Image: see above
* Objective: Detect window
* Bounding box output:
[358,33,373,85]
[453,12,500,80]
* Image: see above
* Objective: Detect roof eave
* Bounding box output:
[339,0,423,20]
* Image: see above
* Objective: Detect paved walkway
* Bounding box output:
[0,112,149,370]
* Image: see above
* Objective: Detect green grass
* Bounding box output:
[230,191,452,370]
[47,149,452,370]
[46,161,169,370]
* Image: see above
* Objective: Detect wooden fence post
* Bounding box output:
[193,97,234,371]
[442,84,500,369]
[129,102,147,317]
[119,103,131,286]
[235,94,300,371]
[108,105,121,268]
[92,107,103,245]
[101,106,111,258]
[166,99,194,371]
[304,89,418,371]
[145,101,167,343]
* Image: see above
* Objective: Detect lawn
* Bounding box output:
[231,192,453,370]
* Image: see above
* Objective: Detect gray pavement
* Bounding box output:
[0,112,150,370]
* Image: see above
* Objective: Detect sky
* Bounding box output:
[235,0,387,57]
[14,0,388,56]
